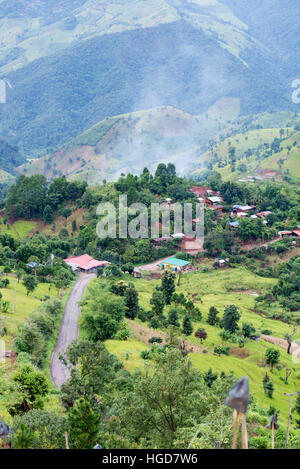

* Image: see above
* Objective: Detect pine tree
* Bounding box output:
[161,271,176,305]
[43,205,54,223]
[12,423,35,449]
[203,368,218,388]
[125,283,139,320]
[207,306,219,326]
[67,398,100,449]
[182,315,193,336]
[168,308,180,328]
[265,348,280,371]
[263,373,274,398]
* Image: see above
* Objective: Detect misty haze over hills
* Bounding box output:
[0,0,299,182]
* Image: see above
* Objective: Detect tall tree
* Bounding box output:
[67,398,100,449]
[124,283,139,320]
[161,271,176,305]
[222,304,241,334]
[182,315,193,336]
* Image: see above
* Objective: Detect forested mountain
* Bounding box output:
[0,139,24,172]
[0,0,298,164]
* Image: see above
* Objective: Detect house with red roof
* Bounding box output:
[64,255,109,273]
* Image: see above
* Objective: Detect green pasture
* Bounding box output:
[0,276,58,424]
[91,267,300,423]
[0,218,36,240]
[0,275,56,346]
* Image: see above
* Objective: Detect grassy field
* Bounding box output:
[0,275,56,347]
[0,218,36,240]
[95,267,300,424]
[261,129,300,179]
[193,127,284,181]
[0,275,59,424]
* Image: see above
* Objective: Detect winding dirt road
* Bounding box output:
[50,273,95,388]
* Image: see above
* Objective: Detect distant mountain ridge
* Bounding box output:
[0,0,260,75]
[0,0,299,175]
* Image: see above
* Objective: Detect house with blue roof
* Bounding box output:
[158,257,191,272]
[229,221,239,229]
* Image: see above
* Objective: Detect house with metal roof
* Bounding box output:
[64,255,109,273]
[233,204,256,213]
[207,196,222,204]
[229,221,239,229]
[158,257,191,272]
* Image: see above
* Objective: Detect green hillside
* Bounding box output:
[260,130,300,180]
[86,268,300,425]
[15,102,240,183]
[192,114,300,181]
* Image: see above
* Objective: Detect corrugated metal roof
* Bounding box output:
[64,255,108,271]
[162,257,190,267]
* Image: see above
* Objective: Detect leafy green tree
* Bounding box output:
[60,341,127,410]
[67,398,100,449]
[14,322,46,366]
[150,290,165,317]
[222,304,240,334]
[8,365,48,416]
[265,348,280,371]
[161,271,176,305]
[23,274,37,296]
[121,263,134,275]
[116,347,235,448]
[182,315,193,336]
[82,291,125,342]
[116,348,203,447]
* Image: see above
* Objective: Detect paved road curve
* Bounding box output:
[50,273,95,388]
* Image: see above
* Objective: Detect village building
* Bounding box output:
[63,254,109,273]
[278,229,300,238]
[233,204,256,213]
[152,236,172,248]
[171,233,185,239]
[207,196,222,205]
[217,258,230,267]
[229,221,239,229]
[236,212,248,218]
[210,204,223,213]
[133,267,142,278]
[256,211,273,219]
[179,236,203,256]
[158,257,191,272]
